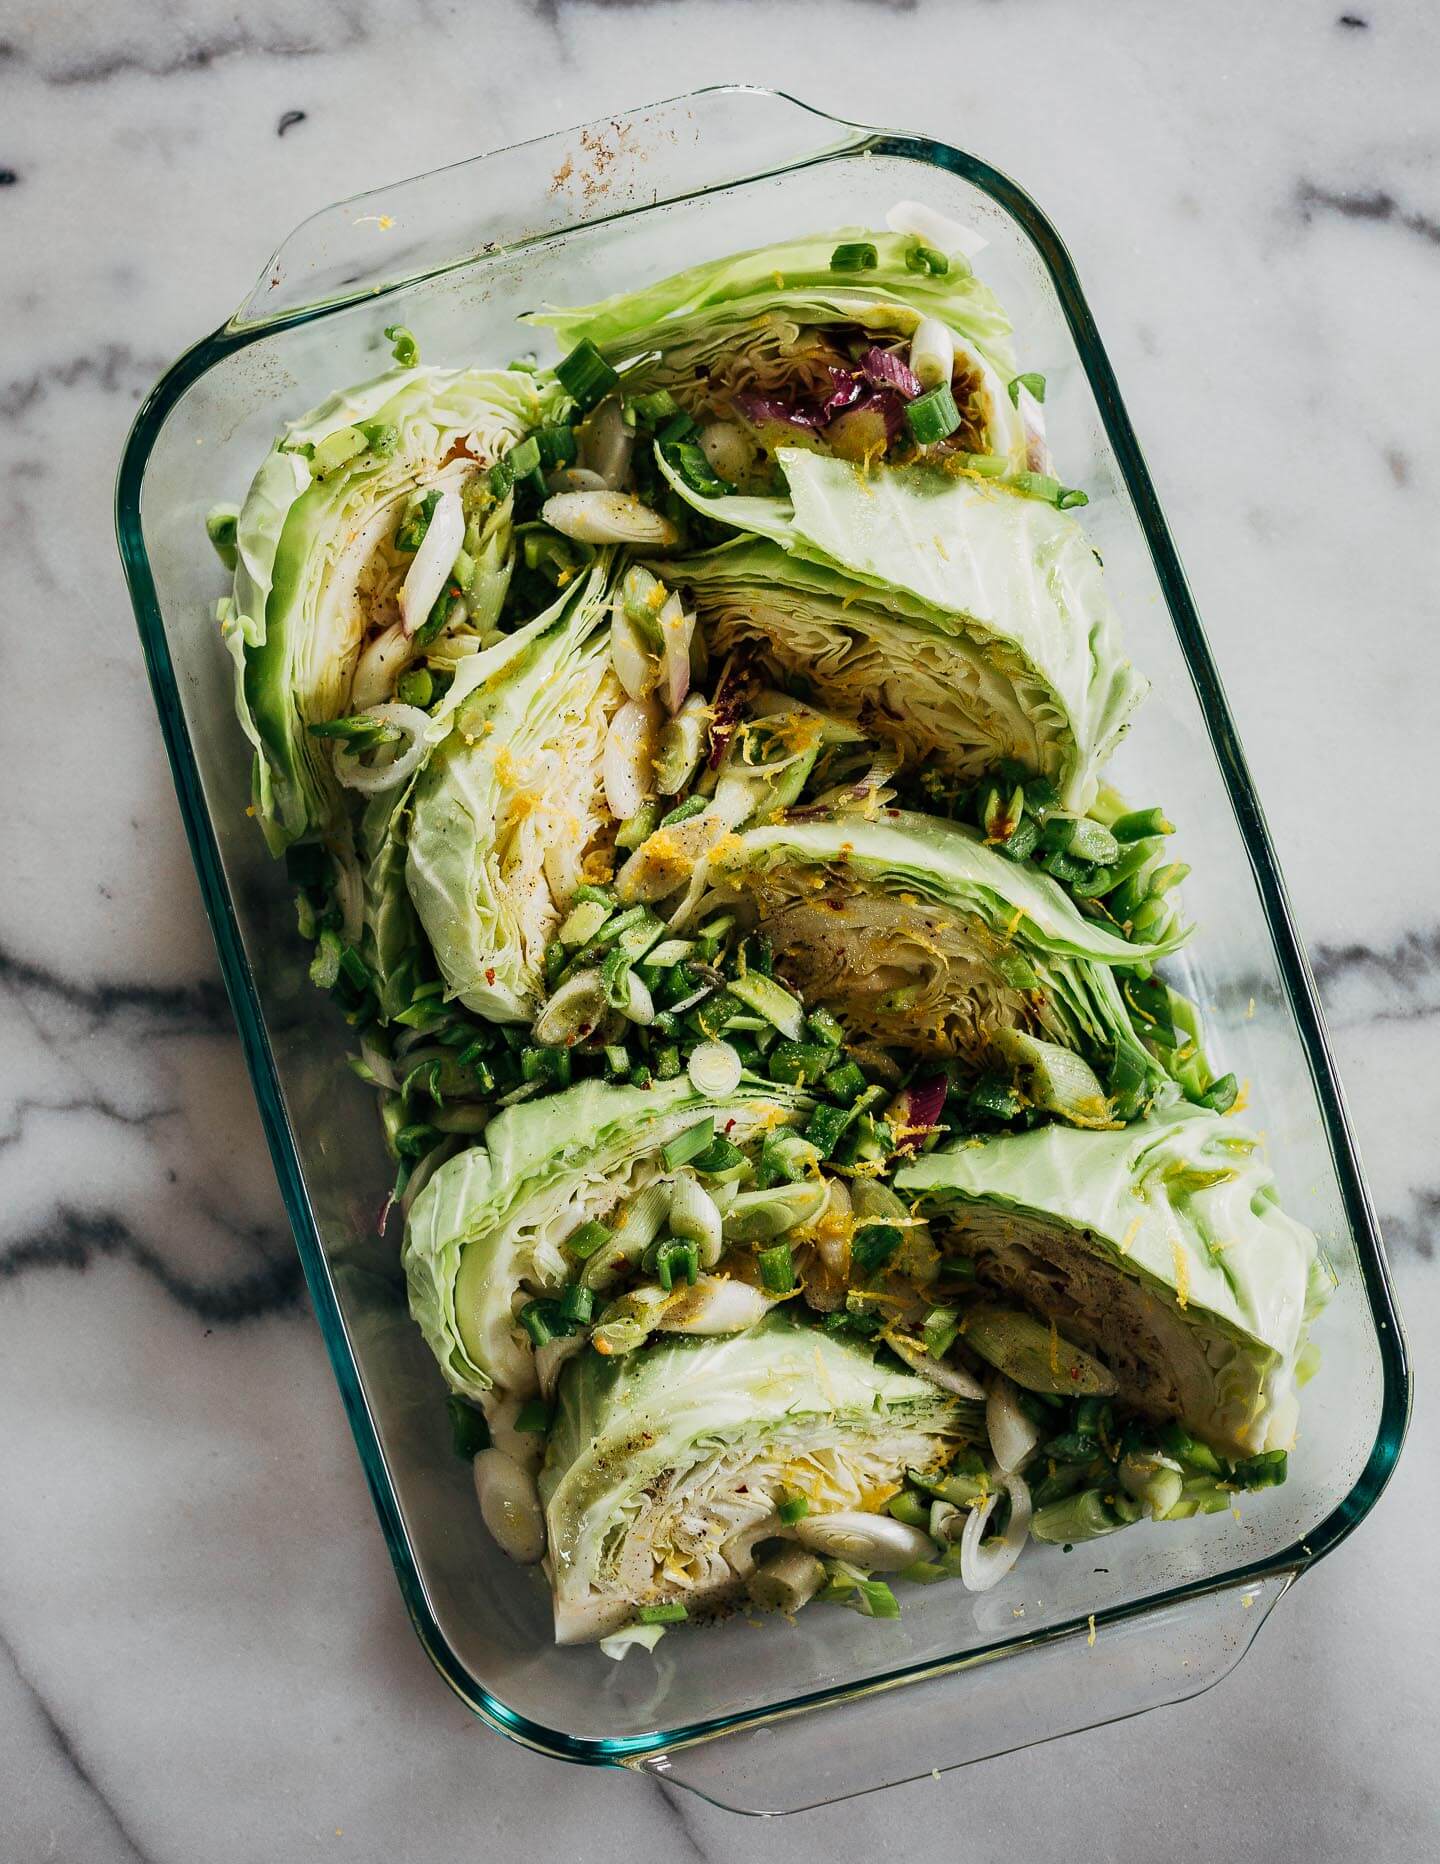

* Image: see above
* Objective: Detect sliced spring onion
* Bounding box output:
[661,1117,716,1171]
[909,316,955,391]
[447,1394,491,1460]
[686,1039,743,1099]
[1007,372,1047,406]
[555,338,619,410]
[830,240,878,271]
[384,324,419,367]
[728,972,804,1040]
[636,1602,688,1625]
[757,1243,796,1294]
[905,383,961,446]
[565,1220,611,1262]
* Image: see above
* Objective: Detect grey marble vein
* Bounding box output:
[1295,178,1440,246]
[0,1207,303,1321]
[0,1628,151,1864]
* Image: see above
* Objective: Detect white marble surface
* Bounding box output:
[3,0,1437,1854]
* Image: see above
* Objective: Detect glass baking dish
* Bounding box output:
[115,86,1409,1813]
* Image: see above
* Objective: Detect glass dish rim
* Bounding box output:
[113,83,1411,1769]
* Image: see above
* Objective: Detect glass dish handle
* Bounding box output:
[632,1572,1294,1815]
[231,87,868,331]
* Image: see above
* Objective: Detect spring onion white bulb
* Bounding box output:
[658,592,694,714]
[602,699,659,821]
[959,1469,1032,1592]
[531,969,607,1047]
[909,316,955,392]
[350,620,415,711]
[687,1039,742,1099]
[667,1174,724,1266]
[473,1449,546,1564]
[609,598,656,702]
[332,703,434,795]
[986,1374,1041,1474]
[398,489,465,635]
[657,1275,772,1335]
[541,490,678,547]
[792,1511,933,1573]
[886,1333,987,1400]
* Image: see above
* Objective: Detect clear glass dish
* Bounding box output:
[114,86,1410,1814]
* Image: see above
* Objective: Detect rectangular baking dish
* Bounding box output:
[115,86,1409,1814]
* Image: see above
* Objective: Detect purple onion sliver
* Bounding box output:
[862,346,923,401]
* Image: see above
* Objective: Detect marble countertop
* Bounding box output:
[3,0,1437,1854]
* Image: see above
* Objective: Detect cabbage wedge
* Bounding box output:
[403,1073,808,1403]
[528,229,1037,476]
[404,557,625,1022]
[656,451,1142,809]
[898,1101,1331,1455]
[705,810,1182,1116]
[540,1313,965,1642]
[219,364,546,851]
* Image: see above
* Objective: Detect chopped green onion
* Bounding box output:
[1158,1423,1225,1477]
[803,1007,846,1048]
[507,434,542,479]
[395,666,435,708]
[830,241,879,272]
[636,1602,688,1625]
[1199,1072,1239,1114]
[654,1045,683,1080]
[555,339,618,410]
[757,1243,796,1294]
[648,1236,700,1290]
[519,1300,566,1347]
[757,1130,822,1187]
[905,242,949,275]
[662,439,733,498]
[309,929,343,990]
[728,972,804,1040]
[887,1490,931,1529]
[1111,805,1175,842]
[662,1117,716,1171]
[566,1220,611,1262]
[205,504,239,570]
[766,1040,833,1086]
[513,1398,552,1433]
[905,383,961,446]
[851,1223,901,1278]
[658,794,709,829]
[559,1284,594,1325]
[384,323,418,367]
[777,1494,809,1525]
[1228,1449,1288,1490]
[535,423,578,469]
[820,1059,868,1103]
[690,1133,746,1175]
[922,1306,961,1359]
[938,1255,976,1283]
[1007,372,1047,406]
[557,898,611,948]
[395,488,441,552]
[446,1394,490,1460]
[624,388,681,426]
[803,1102,852,1158]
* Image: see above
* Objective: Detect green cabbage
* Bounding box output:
[540,1312,965,1641]
[403,1073,808,1403]
[897,1100,1331,1454]
[219,364,546,851]
[656,452,1142,810]
[403,558,625,1022]
[706,810,1182,1112]
[527,228,1027,463]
